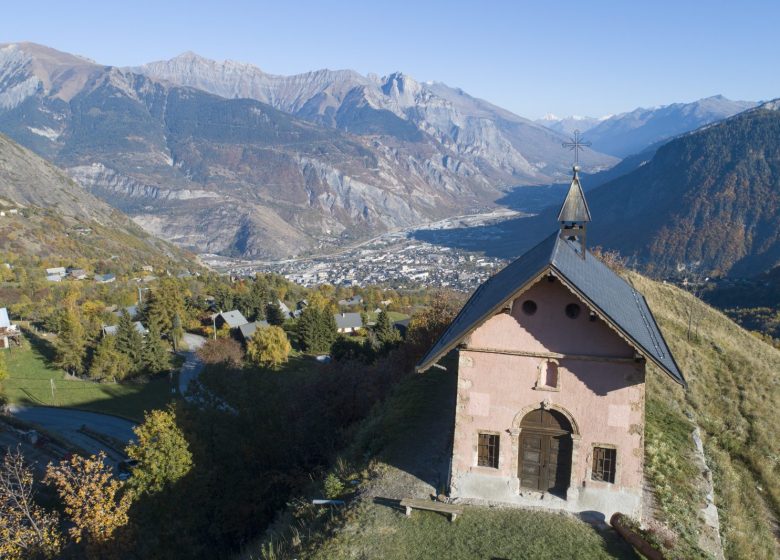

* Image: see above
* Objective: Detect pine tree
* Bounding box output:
[143,318,170,375]
[55,310,86,375]
[322,309,338,350]
[215,285,234,312]
[247,279,268,321]
[146,278,186,335]
[297,307,318,352]
[374,310,401,346]
[297,307,337,353]
[265,301,286,326]
[171,314,183,352]
[89,336,132,382]
[115,311,143,369]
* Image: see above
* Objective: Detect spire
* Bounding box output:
[557,165,591,223]
[558,165,591,257]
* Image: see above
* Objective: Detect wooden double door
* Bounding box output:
[518,409,573,496]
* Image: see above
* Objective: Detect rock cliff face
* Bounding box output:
[0,43,617,258]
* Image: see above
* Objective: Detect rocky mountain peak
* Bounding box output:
[0,42,101,106]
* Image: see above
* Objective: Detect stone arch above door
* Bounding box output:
[511,402,580,435]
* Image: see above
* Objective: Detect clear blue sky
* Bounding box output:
[4,0,778,118]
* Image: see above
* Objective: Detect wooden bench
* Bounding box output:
[399,498,463,522]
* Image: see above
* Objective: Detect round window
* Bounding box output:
[522,300,537,315]
[565,303,581,319]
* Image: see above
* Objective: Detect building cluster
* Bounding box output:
[207,233,506,292]
[210,301,369,341]
[43,265,197,284]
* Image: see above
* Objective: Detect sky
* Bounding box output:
[3,0,779,118]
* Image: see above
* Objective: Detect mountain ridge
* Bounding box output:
[0,42,617,259]
[537,95,757,157]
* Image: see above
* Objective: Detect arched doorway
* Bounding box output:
[518,408,573,496]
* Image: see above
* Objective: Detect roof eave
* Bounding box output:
[415,267,553,373]
[550,264,686,388]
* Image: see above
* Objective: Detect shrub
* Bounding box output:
[323,473,344,500]
[197,338,245,368]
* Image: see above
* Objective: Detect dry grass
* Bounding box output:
[632,273,780,559]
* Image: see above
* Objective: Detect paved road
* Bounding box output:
[179,333,207,397]
[9,405,136,463]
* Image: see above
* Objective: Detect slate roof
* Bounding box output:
[238,320,269,340]
[277,300,293,318]
[103,322,147,337]
[416,232,685,386]
[335,312,363,330]
[338,296,363,307]
[217,310,249,329]
[113,305,138,319]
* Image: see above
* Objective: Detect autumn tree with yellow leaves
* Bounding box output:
[45,452,131,559]
[247,325,291,369]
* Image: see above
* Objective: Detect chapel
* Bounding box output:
[417,166,685,518]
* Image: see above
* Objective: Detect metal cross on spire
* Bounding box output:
[562,129,592,165]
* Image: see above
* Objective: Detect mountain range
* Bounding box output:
[0,42,765,266]
[538,96,757,157]
[0,43,620,259]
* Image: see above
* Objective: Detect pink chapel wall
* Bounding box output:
[450,278,646,517]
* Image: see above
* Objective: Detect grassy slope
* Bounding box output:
[4,333,172,422]
[311,503,636,560]
[632,273,780,559]
[0,209,193,273]
[247,367,638,560]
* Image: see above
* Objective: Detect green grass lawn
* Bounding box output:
[309,503,638,560]
[3,334,174,422]
[365,310,409,323]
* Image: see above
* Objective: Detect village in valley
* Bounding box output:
[202,209,514,291]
